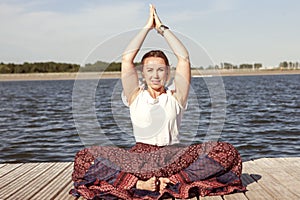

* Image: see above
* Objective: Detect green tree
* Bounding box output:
[254,63,262,69]
[239,64,253,69]
[281,61,288,69]
[223,62,233,69]
[0,64,12,73]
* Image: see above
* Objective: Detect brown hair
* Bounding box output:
[141,50,169,66]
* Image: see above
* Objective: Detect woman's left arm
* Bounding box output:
[153,8,191,107]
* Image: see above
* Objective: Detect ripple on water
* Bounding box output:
[0,75,299,162]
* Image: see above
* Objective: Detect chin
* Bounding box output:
[149,85,164,91]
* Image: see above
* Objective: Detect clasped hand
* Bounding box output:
[145,4,163,31]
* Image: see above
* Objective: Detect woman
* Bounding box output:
[70,5,246,199]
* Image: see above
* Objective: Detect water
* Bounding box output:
[0,74,299,163]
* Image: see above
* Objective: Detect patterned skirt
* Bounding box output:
[70,141,246,199]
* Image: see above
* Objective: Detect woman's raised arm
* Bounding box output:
[153,7,191,107]
[121,5,155,104]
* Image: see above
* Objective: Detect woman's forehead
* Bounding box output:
[144,64,167,69]
[143,57,166,65]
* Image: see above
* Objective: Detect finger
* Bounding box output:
[159,184,166,193]
[159,177,170,183]
[153,13,161,26]
[149,6,154,15]
[149,5,155,17]
[152,184,156,191]
[150,4,156,12]
[149,4,153,11]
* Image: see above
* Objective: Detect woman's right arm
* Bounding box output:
[121,5,155,104]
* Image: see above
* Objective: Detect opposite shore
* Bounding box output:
[0,69,299,81]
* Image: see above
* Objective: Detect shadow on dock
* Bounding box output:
[241,173,262,187]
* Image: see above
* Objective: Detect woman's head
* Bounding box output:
[141,50,169,66]
[141,50,170,91]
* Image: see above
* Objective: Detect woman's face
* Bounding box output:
[142,57,168,91]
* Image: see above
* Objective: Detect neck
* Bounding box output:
[147,87,166,99]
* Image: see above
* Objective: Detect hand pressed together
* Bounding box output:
[145,4,163,31]
[136,176,175,194]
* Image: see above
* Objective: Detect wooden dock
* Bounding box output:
[0,157,299,200]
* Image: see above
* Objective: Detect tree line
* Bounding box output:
[204,61,300,70]
[0,60,299,74]
[279,61,300,69]
[0,62,80,74]
[219,63,263,70]
[0,61,124,74]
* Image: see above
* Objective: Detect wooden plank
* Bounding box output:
[269,170,300,197]
[0,162,56,199]
[259,159,300,198]
[201,195,223,200]
[267,157,300,181]
[247,158,299,199]
[223,192,247,200]
[28,162,73,200]
[0,163,7,169]
[0,163,39,190]
[55,180,84,200]
[54,176,84,200]
[53,164,86,200]
[175,197,197,200]
[26,162,72,200]
[6,162,70,200]
[54,179,74,200]
[263,158,300,197]
[281,157,300,165]
[241,172,273,200]
[183,197,198,200]
[0,158,299,200]
[284,166,300,181]
[0,163,23,178]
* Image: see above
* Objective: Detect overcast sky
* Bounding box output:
[0,0,299,67]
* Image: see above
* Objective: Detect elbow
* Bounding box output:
[183,51,190,62]
[178,56,190,66]
[121,55,132,64]
[177,52,190,63]
[122,57,136,68]
[183,56,190,63]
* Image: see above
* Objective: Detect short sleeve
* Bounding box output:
[121,80,144,107]
[167,81,188,110]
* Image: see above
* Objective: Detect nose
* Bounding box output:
[153,70,159,78]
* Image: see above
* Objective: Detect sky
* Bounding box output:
[0,0,299,68]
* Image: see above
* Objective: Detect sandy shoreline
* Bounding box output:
[0,70,299,81]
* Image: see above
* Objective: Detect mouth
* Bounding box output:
[151,80,161,85]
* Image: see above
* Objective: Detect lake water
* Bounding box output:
[0,74,299,163]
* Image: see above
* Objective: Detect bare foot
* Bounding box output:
[159,177,170,193]
[136,177,157,191]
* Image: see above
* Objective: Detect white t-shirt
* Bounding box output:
[124,89,185,146]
